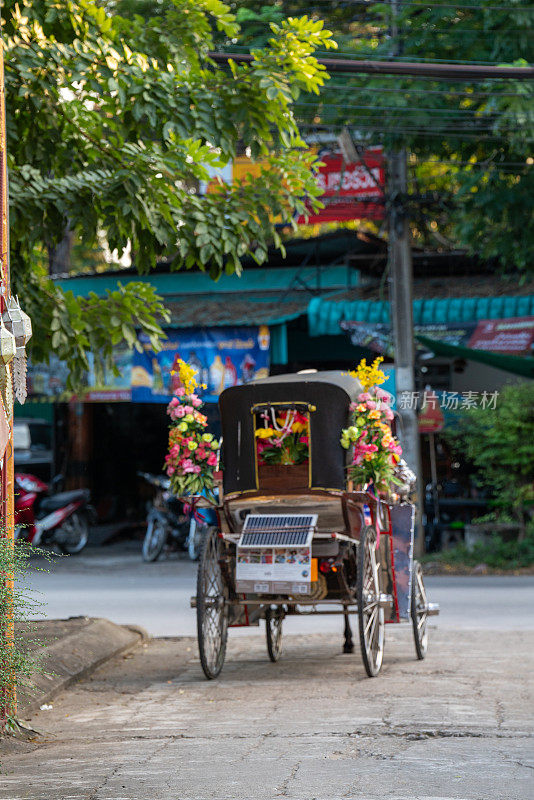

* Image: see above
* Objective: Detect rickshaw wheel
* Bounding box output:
[265,606,284,662]
[411,560,428,660]
[357,525,385,678]
[196,529,228,679]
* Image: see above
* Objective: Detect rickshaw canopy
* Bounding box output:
[219,370,363,496]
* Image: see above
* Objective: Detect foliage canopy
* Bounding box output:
[3,0,335,385]
[225,0,534,270]
[447,382,534,531]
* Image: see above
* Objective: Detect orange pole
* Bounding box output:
[0,38,16,720]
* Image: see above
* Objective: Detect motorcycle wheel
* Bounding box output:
[56,511,90,555]
[142,522,166,562]
[188,520,210,561]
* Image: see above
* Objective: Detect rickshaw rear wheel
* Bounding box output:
[411,560,428,660]
[265,606,284,662]
[357,525,385,678]
[196,529,228,679]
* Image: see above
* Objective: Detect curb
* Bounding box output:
[18,618,149,717]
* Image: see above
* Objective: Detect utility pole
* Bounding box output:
[0,37,15,721]
[387,0,424,556]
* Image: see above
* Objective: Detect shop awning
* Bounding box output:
[416,335,534,378]
[165,293,308,328]
[308,295,534,337]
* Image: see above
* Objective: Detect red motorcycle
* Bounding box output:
[14,473,95,554]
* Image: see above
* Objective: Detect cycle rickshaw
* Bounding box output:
[192,370,439,679]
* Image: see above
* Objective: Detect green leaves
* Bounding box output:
[3,0,336,384]
[244,0,533,271]
[446,383,534,517]
[21,275,169,391]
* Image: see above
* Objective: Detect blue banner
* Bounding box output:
[131,326,270,403]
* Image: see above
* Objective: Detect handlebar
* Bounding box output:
[137,471,171,490]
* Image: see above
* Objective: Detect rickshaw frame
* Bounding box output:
[192,371,438,679]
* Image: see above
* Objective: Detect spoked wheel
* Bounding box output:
[265,606,284,662]
[56,512,90,555]
[196,529,228,680]
[188,519,210,562]
[142,520,166,562]
[411,560,429,660]
[357,525,385,677]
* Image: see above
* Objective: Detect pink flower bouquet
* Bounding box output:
[164,360,220,498]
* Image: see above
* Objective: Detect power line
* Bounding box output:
[294,107,517,131]
[208,52,534,80]
[314,50,533,65]
[295,1,534,10]
[294,100,524,116]
[415,159,533,166]
[323,82,529,96]
[299,123,509,138]
[300,123,529,142]
[219,44,532,67]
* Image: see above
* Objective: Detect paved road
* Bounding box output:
[26,542,534,636]
[2,629,533,799]
[4,543,532,799]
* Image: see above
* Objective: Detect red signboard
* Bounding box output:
[298,148,385,224]
[418,391,445,434]
[467,316,534,356]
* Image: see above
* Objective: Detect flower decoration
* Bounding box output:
[349,356,387,392]
[164,358,220,497]
[255,409,309,466]
[341,358,402,493]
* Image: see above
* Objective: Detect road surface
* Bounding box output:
[2,629,533,799]
[25,542,534,636]
[1,542,531,799]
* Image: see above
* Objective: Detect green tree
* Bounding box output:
[447,382,534,538]
[4,0,335,387]
[225,1,534,270]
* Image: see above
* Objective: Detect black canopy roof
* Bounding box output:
[219,371,363,495]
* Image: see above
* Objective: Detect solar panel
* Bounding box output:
[239,514,316,548]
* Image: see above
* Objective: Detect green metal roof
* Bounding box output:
[57,264,352,298]
[308,295,534,336]
[416,335,534,379]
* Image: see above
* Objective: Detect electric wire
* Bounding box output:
[293,100,526,116]
[292,1,534,10]
[322,83,530,96]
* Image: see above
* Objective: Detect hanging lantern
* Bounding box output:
[0,319,16,366]
[20,304,32,346]
[2,297,32,404]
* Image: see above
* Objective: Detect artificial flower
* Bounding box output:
[256,427,275,439]
[341,357,402,492]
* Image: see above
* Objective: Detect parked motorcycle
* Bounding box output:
[139,472,213,562]
[14,473,96,554]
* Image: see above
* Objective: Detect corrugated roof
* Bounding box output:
[308,295,534,336]
[164,293,310,328]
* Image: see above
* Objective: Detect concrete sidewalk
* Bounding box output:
[1,627,533,799]
[15,617,146,716]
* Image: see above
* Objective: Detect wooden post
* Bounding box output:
[388,0,424,557]
[0,39,16,721]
